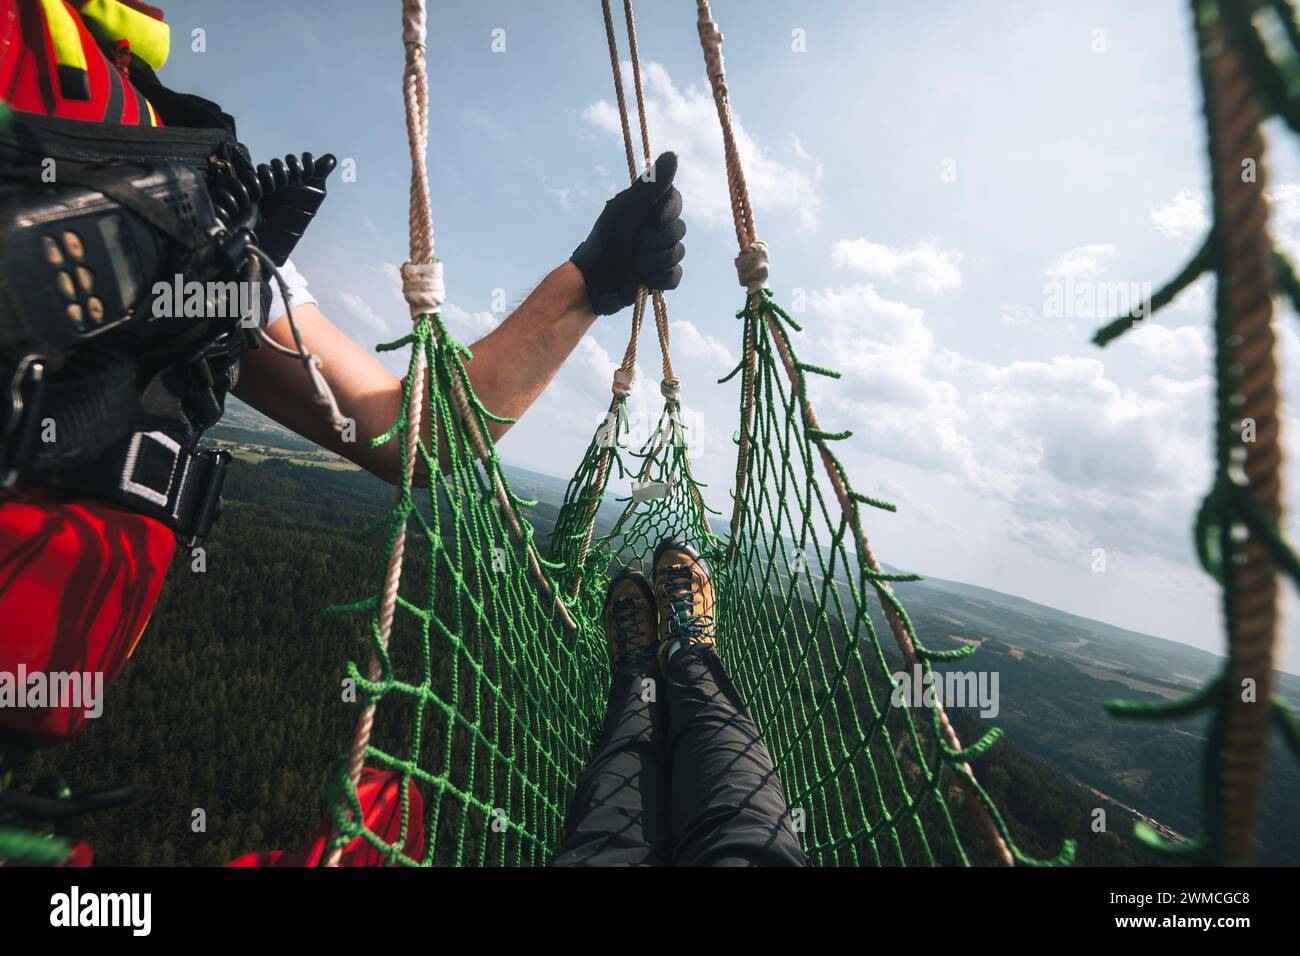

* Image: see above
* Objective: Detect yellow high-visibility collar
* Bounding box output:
[78,0,170,71]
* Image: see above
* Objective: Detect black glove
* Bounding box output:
[254,152,337,267]
[570,151,686,316]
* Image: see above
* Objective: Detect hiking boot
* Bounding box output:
[602,568,659,671]
[652,538,716,665]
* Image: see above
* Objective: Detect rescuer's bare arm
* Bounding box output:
[232,263,595,485]
[235,152,685,486]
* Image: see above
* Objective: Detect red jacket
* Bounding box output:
[1,0,174,746]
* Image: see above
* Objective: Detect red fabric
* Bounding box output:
[0,2,175,747]
[226,769,425,867]
[0,487,175,746]
[61,839,93,867]
[0,0,159,125]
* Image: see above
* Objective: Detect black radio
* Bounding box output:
[0,107,335,543]
[0,162,237,368]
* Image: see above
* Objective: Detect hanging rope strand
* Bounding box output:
[696,0,755,251]
[600,0,676,385]
[326,0,434,868]
[574,0,689,578]
[621,0,675,384]
[1198,0,1281,865]
[695,0,1014,867]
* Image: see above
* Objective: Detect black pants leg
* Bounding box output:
[551,666,670,866]
[664,644,807,866]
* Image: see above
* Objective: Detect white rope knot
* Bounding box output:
[735,240,769,293]
[661,377,681,401]
[401,0,427,52]
[697,18,725,80]
[612,367,635,398]
[401,260,445,317]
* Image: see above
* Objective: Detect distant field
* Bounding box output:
[1069,662,1185,700]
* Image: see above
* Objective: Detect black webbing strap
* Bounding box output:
[31,430,230,545]
[24,352,139,468]
[0,164,196,245]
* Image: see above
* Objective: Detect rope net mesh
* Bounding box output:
[320,287,1071,865]
[323,313,606,866]
[318,0,1072,869]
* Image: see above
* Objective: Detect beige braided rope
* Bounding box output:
[1202,8,1281,866]
[326,0,433,867]
[572,0,692,578]
[696,0,755,252]
[695,0,1014,866]
[326,0,577,867]
[621,0,676,385]
[600,0,681,390]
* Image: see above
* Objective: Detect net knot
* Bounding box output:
[661,377,681,401]
[401,260,445,318]
[612,367,635,398]
[735,240,769,293]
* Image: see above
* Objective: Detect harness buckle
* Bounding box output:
[119,430,182,508]
[178,447,230,549]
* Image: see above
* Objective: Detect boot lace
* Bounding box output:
[660,563,714,652]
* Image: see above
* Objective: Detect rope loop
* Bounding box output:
[660,377,681,402]
[401,260,445,317]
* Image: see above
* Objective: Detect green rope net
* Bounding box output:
[314,0,1082,868]
[320,277,1072,865]
[322,312,606,866]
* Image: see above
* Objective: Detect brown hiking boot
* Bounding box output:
[652,538,716,665]
[602,568,659,671]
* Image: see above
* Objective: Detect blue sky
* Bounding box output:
[159,0,1300,673]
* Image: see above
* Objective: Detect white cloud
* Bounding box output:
[1150,189,1208,244]
[670,319,735,369]
[441,302,500,342]
[1045,243,1116,280]
[1122,323,1210,376]
[580,61,823,232]
[1153,182,1300,259]
[1000,303,1039,327]
[798,281,1210,568]
[1270,182,1300,262]
[336,291,389,335]
[831,238,963,295]
[552,165,618,210]
[1171,274,1211,313]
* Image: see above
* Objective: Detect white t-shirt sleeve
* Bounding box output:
[267,257,317,322]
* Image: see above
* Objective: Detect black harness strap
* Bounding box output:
[28,430,231,546]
